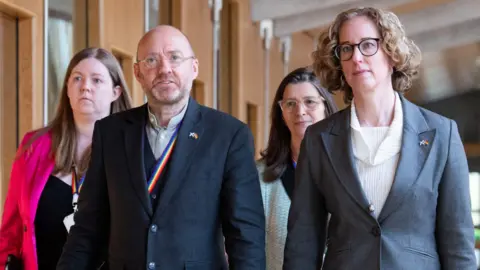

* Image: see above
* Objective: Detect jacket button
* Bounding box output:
[150,224,157,233]
[371,226,381,237]
[148,262,156,269]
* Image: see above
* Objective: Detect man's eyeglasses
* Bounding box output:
[334,38,380,61]
[136,53,196,69]
[278,97,323,113]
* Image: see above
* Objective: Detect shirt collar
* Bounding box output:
[350,91,404,165]
[147,99,189,130]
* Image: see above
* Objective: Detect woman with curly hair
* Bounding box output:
[283,7,476,270]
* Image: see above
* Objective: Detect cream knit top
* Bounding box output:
[350,92,403,217]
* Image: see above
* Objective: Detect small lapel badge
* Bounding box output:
[419,139,429,146]
[189,132,198,139]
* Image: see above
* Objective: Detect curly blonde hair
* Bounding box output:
[312,7,422,104]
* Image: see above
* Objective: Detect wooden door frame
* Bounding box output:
[111,46,139,105]
[0,1,36,141]
[0,1,36,215]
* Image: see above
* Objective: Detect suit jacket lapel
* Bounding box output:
[321,108,371,215]
[378,95,435,222]
[123,105,153,217]
[153,98,203,218]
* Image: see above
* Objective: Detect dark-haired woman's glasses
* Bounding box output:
[334,38,380,61]
[278,97,322,113]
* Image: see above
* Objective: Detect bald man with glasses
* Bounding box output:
[57,25,266,270]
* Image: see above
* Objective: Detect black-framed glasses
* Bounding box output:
[136,53,196,69]
[278,97,323,113]
[334,38,380,61]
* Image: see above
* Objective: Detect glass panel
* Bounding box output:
[148,0,160,30]
[47,0,88,121]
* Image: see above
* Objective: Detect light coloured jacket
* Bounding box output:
[257,160,291,270]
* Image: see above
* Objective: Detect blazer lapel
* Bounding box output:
[321,108,371,215]
[378,95,435,223]
[123,105,153,217]
[153,98,203,218]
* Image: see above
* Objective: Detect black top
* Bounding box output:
[280,161,296,200]
[34,175,73,270]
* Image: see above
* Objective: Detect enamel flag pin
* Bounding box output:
[189,132,198,139]
[419,139,429,146]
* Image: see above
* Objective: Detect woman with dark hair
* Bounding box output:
[0,47,133,270]
[257,67,338,270]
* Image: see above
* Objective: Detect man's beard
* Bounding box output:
[147,84,187,105]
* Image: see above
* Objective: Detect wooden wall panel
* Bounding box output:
[230,0,243,123]
[87,0,103,48]
[111,46,136,102]
[290,32,314,72]
[0,0,43,136]
[179,0,212,108]
[219,0,233,114]
[237,0,266,156]
[73,0,87,53]
[0,0,321,165]
[269,38,284,109]
[0,0,38,217]
[102,0,144,106]
[0,11,17,215]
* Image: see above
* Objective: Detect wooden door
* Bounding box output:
[0,12,18,213]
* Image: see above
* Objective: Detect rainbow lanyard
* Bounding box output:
[71,167,85,211]
[147,121,182,193]
[72,169,85,197]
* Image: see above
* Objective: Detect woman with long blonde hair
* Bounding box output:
[0,47,133,270]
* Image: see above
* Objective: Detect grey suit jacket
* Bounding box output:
[283,95,476,270]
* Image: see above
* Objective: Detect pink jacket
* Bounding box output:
[0,131,55,270]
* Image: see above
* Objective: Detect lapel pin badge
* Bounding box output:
[419,139,429,146]
[189,132,198,139]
